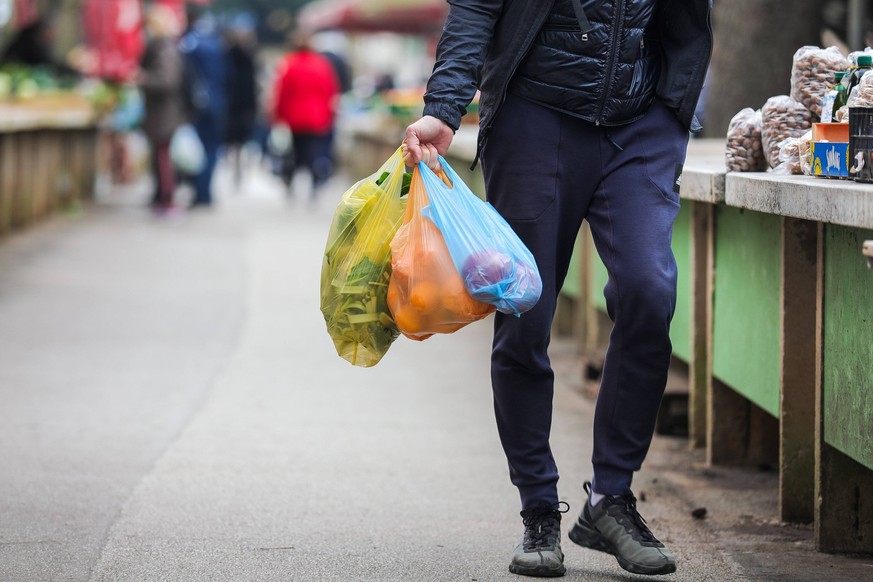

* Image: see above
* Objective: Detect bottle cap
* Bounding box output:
[858,55,872,66]
[835,72,846,82]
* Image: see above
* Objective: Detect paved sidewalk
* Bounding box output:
[1,161,871,581]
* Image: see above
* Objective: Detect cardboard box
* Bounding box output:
[811,141,849,178]
[812,122,850,142]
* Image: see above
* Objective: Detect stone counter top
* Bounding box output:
[684,139,873,230]
[726,172,873,230]
[0,99,98,132]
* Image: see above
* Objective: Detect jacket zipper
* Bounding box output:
[595,0,626,125]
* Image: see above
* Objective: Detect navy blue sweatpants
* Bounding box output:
[480,94,689,508]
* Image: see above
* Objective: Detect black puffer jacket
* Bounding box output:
[422,0,712,154]
[510,0,661,125]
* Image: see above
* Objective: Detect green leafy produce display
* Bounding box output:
[320,149,410,367]
[0,64,73,99]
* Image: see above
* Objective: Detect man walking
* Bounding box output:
[403,0,712,577]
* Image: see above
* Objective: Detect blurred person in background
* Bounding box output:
[1,16,78,77]
[270,31,339,202]
[139,4,185,217]
[180,4,228,208]
[223,16,258,188]
[312,31,352,95]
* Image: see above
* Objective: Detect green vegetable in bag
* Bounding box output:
[320,148,409,367]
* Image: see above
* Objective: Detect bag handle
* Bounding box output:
[417,155,467,195]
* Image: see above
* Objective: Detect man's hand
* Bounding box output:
[402,115,454,171]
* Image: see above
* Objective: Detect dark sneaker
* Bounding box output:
[509,502,568,577]
[569,482,676,576]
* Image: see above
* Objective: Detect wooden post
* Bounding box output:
[779,217,817,523]
[689,201,713,448]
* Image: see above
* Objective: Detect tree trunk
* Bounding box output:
[703,0,825,138]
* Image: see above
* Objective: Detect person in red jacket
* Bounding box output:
[271,32,340,200]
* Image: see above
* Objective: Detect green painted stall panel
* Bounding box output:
[823,224,873,472]
[671,203,692,362]
[712,207,781,417]
[585,202,693,362]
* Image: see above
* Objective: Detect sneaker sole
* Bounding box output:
[508,563,566,578]
[568,520,676,576]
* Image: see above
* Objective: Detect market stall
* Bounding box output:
[0,92,100,235]
[0,0,141,237]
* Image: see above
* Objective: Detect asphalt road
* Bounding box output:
[1,162,871,582]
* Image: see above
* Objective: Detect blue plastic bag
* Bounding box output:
[109,86,144,132]
[417,156,543,316]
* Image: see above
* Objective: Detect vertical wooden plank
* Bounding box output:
[68,130,85,203]
[81,129,99,201]
[779,217,818,523]
[708,374,779,466]
[707,377,751,464]
[14,132,34,228]
[706,203,746,465]
[0,133,12,235]
[689,201,713,447]
[712,206,781,417]
[31,130,49,221]
[816,222,873,553]
[708,207,780,466]
[822,224,873,468]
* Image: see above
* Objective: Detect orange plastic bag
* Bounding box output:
[388,167,495,341]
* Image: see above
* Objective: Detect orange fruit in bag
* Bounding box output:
[410,280,440,313]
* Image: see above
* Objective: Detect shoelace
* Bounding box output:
[584,482,660,544]
[521,501,570,549]
[614,495,659,544]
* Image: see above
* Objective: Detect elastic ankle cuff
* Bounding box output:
[592,465,633,496]
[519,485,560,511]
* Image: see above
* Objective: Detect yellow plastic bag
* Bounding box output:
[387,167,494,342]
[320,148,409,367]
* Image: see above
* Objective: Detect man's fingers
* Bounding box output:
[425,143,441,172]
[403,129,423,165]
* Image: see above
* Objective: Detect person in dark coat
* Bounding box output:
[223,22,258,187]
[403,0,713,577]
[1,16,78,77]
[180,5,227,208]
[139,5,185,215]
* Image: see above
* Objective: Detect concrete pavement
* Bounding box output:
[1,160,871,581]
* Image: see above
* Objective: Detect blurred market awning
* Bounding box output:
[298,0,448,35]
